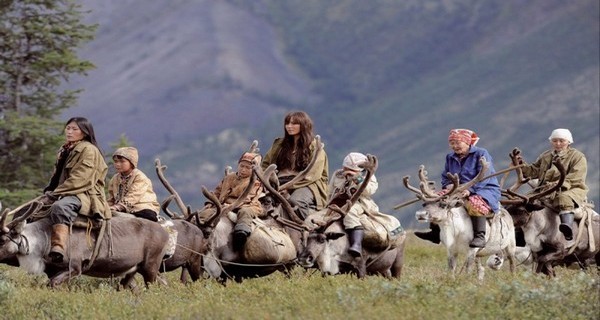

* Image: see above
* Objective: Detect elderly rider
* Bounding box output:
[415,129,501,248]
[513,128,588,241]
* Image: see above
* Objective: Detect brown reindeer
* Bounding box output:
[297,155,406,279]
[0,202,170,289]
[154,159,215,283]
[502,152,600,276]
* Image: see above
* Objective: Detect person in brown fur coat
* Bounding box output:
[198,152,263,250]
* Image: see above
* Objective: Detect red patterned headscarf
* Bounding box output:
[448,129,479,146]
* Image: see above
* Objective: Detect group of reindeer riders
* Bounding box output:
[36,111,588,266]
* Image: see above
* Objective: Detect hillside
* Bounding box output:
[66,0,599,228]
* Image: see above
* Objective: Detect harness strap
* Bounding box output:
[568,208,596,254]
[82,219,108,272]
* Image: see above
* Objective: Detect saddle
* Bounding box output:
[241,218,296,264]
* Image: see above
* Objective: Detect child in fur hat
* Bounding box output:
[197,152,264,250]
[107,147,161,221]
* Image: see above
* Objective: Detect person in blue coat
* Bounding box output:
[415,129,501,248]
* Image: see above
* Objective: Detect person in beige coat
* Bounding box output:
[41,117,111,263]
[107,147,160,221]
[514,128,589,241]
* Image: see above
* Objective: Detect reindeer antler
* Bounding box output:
[316,155,378,230]
[155,158,189,219]
[254,164,305,225]
[501,157,566,205]
[449,156,489,196]
[1,201,43,233]
[402,164,449,204]
[198,186,223,229]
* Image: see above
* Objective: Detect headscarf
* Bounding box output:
[548,128,573,143]
[448,129,479,146]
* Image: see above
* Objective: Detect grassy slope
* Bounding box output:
[1,234,598,319]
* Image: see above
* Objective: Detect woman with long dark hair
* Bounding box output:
[261,111,329,221]
[41,117,111,263]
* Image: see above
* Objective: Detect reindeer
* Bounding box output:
[297,155,406,279]
[403,157,517,280]
[0,202,170,289]
[156,140,303,282]
[501,153,600,276]
[150,160,215,283]
[158,219,206,282]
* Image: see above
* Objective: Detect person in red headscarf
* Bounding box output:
[415,129,501,248]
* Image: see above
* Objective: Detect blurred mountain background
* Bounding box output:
[65,0,599,228]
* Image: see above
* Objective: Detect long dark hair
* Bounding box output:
[65,117,103,155]
[275,111,315,171]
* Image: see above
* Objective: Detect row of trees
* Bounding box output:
[0,0,96,207]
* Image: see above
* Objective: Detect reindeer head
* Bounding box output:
[0,202,43,257]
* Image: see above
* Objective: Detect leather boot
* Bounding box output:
[49,224,69,263]
[347,228,364,257]
[469,216,487,248]
[559,212,574,241]
[233,222,252,251]
[515,227,527,247]
[414,223,441,244]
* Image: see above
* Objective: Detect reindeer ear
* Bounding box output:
[10,221,26,234]
[325,232,346,240]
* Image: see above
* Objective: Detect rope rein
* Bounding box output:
[172,243,297,268]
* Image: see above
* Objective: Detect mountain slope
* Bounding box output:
[66,0,599,228]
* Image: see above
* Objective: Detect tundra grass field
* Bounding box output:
[0,234,597,320]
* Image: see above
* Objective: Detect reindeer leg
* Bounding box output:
[476,257,485,281]
[466,248,478,274]
[354,256,366,278]
[506,248,516,274]
[120,272,137,290]
[179,267,190,283]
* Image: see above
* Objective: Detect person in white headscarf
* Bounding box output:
[513,128,589,241]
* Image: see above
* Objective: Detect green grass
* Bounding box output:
[0,234,598,319]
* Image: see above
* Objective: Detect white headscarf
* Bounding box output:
[548,128,573,143]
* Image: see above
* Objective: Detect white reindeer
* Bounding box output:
[404,158,517,280]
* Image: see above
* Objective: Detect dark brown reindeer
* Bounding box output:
[0,202,170,289]
[297,155,406,279]
[403,157,516,280]
[501,151,600,276]
[154,159,213,283]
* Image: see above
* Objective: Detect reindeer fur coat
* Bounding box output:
[107,169,160,214]
[521,147,588,206]
[49,141,111,219]
[214,172,262,215]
